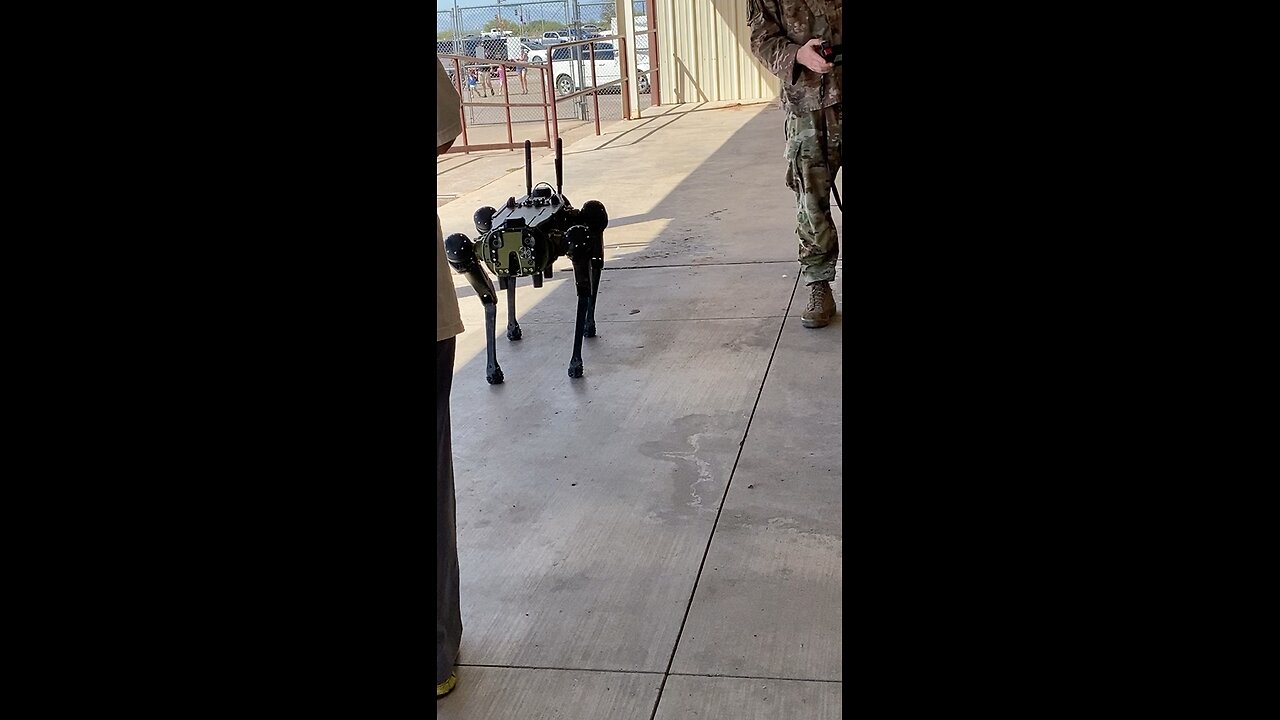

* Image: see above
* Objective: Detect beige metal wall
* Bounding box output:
[652,0,781,105]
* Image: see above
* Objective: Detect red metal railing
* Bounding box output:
[440,53,553,154]
[440,34,631,155]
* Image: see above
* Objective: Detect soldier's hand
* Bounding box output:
[796,38,834,74]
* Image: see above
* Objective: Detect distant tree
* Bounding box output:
[483,17,518,33]
[521,19,561,36]
[600,4,616,25]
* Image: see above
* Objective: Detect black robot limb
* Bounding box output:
[565,224,594,378]
[578,200,609,338]
[476,204,522,341]
[444,232,505,385]
[502,276,521,341]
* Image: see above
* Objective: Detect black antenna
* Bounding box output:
[555,137,563,196]
[524,140,533,197]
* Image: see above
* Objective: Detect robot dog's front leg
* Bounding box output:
[475,204,521,343]
[444,232,504,385]
[499,276,522,341]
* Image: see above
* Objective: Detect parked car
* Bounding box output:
[474,36,506,59]
[522,39,548,63]
[541,31,569,44]
[437,36,505,60]
[547,42,650,95]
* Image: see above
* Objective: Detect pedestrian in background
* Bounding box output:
[465,69,478,100]
[474,42,493,97]
[518,46,529,94]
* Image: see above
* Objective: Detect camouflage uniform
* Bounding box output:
[748,0,842,287]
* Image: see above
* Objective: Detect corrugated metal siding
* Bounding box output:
[653,0,780,105]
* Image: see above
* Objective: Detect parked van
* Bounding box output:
[436,39,465,55]
[436,36,506,60]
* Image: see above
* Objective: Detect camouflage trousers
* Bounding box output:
[784,104,842,285]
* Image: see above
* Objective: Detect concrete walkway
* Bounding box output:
[437,100,843,719]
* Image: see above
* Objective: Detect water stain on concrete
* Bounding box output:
[721,508,841,552]
[638,413,744,518]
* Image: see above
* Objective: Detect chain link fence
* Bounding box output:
[435,1,645,40]
[437,1,651,134]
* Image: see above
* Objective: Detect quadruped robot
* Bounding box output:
[444,138,608,384]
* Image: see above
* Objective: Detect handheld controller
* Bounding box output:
[819,41,842,66]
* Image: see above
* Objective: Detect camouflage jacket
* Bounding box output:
[748,0,842,113]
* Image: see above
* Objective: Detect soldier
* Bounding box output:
[748,0,842,328]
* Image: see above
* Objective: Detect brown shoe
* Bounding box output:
[801,281,837,328]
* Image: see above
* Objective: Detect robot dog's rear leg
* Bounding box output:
[579,201,609,339]
[445,232,504,384]
[584,248,603,338]
[568,288,589,379]
[566,226,594,378]
[500,275,522,341]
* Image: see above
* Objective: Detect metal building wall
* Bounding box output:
[653,0,780,105]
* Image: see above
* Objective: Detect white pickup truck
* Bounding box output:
[544,42,650,95]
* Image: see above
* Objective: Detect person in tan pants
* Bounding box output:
[436,55,465,700]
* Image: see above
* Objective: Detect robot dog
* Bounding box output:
[444,138,608,384]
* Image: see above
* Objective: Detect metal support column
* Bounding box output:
[620,0,639,119]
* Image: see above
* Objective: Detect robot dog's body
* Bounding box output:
[444,138,608,384]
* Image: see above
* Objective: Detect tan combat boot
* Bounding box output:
[801,281,837,328]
